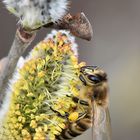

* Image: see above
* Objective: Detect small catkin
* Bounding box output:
[3,0,69,29]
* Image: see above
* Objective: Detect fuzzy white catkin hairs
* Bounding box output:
[3,0,69,29]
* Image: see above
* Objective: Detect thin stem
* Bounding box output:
[0,27,36,107]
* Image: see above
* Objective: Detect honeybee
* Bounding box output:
[56,66,111,140]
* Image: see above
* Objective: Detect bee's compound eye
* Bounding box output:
[88,75,101,84]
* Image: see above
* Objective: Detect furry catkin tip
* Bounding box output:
[3,0,69,29]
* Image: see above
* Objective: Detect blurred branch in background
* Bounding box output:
[0,27,36,107]
[0,57,8,74]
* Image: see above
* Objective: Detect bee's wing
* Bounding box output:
[92,103,112,140]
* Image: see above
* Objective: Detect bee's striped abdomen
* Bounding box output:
[56,102,93,140]
[56,116,92,140]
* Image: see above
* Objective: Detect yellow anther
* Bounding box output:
[37,71,45,78]
[30,120,37,128]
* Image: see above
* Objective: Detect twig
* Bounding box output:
[44,12,93,41]
[0,27,36,106]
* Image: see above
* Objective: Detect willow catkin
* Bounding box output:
[0,30,87,140]
[3,0,69,29]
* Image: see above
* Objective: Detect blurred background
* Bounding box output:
[0,0,140,140]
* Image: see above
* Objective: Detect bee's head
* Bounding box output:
[79,66,107,86]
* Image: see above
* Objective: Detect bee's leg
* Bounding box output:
[80,65,98,72]
[50,107,69,118]
[79,74,87,86]
[72,97,89,106]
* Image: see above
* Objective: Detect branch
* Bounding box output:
[44,12,93,41]
[0,27,36,106]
